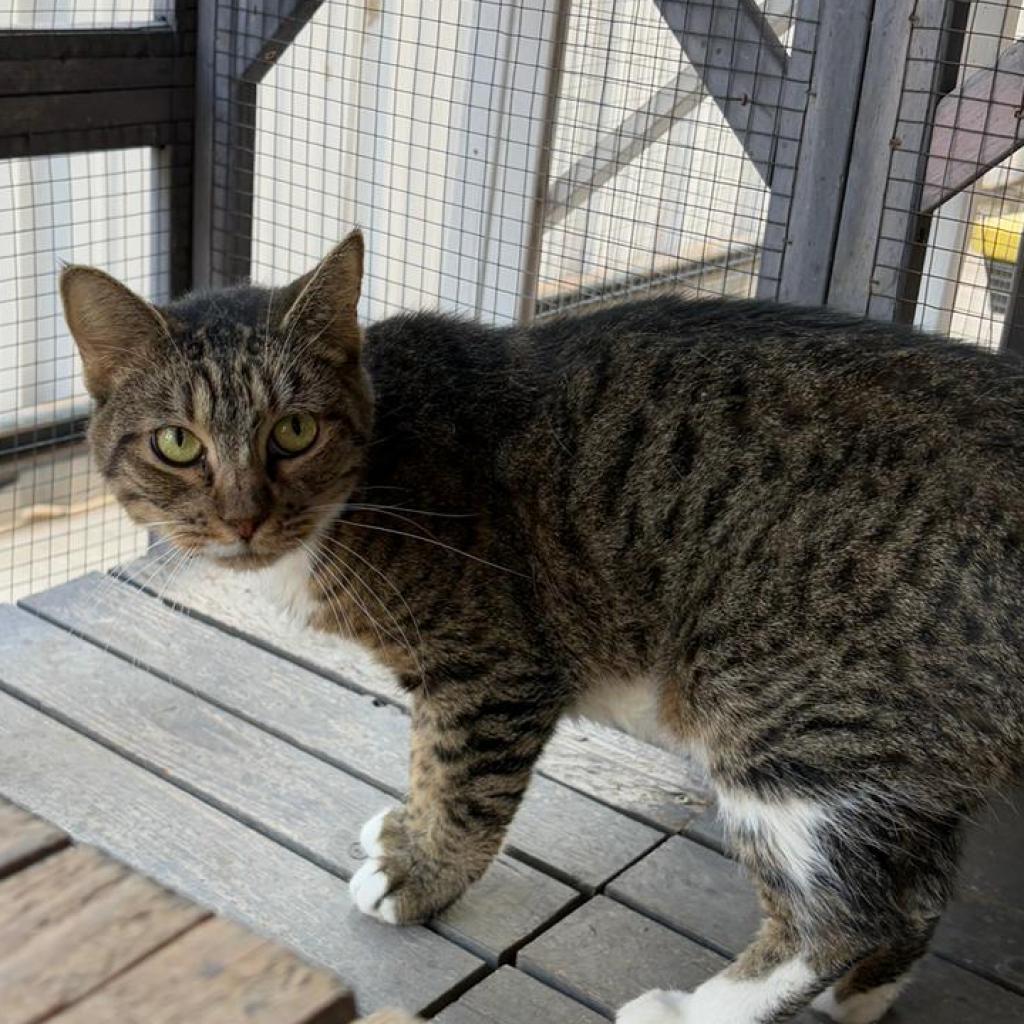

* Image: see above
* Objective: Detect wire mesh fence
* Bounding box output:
[3,0,1024,602]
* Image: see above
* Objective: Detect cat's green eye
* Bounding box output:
[271,411,318,456]
[153,425,203,466]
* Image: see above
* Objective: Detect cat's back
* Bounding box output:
[526,295,1024,477]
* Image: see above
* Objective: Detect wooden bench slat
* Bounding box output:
[115,556,705,829]
[26,576,663,891]
[49,916,354,1024]
[933,788,1024,994]
[518,896,725,1017]
[886,955,1024,1023]
[0,846,206,1024]
[0,605,575,964]
[0,692,483,1013]
[606,836,761,958]
[0,799,67,878]
[434,966,604,1024]
[519,895,1024,1023]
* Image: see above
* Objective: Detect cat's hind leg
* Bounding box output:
[810,922,937,1023]
[617,789,958,1024]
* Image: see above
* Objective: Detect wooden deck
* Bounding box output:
[0,560,1022,1020]
[0,799,355,1023]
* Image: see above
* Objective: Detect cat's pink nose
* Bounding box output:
[229,517,262,542]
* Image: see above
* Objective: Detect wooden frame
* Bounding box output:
[0,1,195,454]
[193,0,329,288]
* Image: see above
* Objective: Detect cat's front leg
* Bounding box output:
[350,681,562,924]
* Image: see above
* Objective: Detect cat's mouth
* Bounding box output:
[200,538,289,571]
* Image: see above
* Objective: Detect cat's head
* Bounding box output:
[60,230,372,569]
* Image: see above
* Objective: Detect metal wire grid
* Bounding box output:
[4,0,1024,605]
[0,0,165,30]
[210,0,818,326]
[1,148,172,600]
[874,0,1024,348]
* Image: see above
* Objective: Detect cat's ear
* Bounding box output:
[277,229,364,358]
[60,266,170,399]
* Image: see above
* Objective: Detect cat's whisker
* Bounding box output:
[313,541,415,667]
[318,533,425,684]
[308,542,392,653]
[339,519,529,578]
[83,541,184,652]
[300,539,359,641]
[342,502,476,520]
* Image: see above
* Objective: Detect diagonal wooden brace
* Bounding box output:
[653,0,789,186]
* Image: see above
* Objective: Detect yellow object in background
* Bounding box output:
[970,210,1024,264]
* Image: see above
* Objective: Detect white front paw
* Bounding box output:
[617,989,690,1023]
[350,806,399,925]
[350,857,399,924]
[359,807,390,857]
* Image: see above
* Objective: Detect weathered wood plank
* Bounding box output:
[116,555,705,830]
[50,915,355,1024]
[519,894,1024,1022]
[827,0,949,316]
[885,954,1024,1023]
[0,692,483,1014]
[0,799,67,878]
[922,38,1024,213]
[518,896,725,1017]
[539,720,708,833]
[765,0,874,305]
[27,575,669,887]
[0,605,575,965]
[434,966,603,1024]
[933,788,1024,994]
[0,847,206,1024]
[606,836,761,958]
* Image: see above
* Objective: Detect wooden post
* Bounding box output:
[828,0,966,320]
[200,0,328,288]
[759,0,873,304]
[438,0,569,325]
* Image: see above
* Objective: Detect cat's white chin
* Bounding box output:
[204,540,249,559]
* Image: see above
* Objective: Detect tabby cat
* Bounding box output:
[60,231,1024,1024]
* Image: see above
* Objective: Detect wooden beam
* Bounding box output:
[759,0,874,304]
[546,7,794,229]
[0,88,189,138]
[0,122,176,160]
[0,29,178,61]
[543,70,704,229]
[653,0,789,185]
[200,0,329,287]
[0,57,186,95]
[921,38,1024,213]
[828,0,964,319]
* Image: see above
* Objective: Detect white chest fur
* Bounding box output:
[259,545,319,627]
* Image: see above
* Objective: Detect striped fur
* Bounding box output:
[64,237,1024,1023]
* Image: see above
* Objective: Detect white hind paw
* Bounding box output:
[811,981,905,1023]
[617,989,690,1023]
